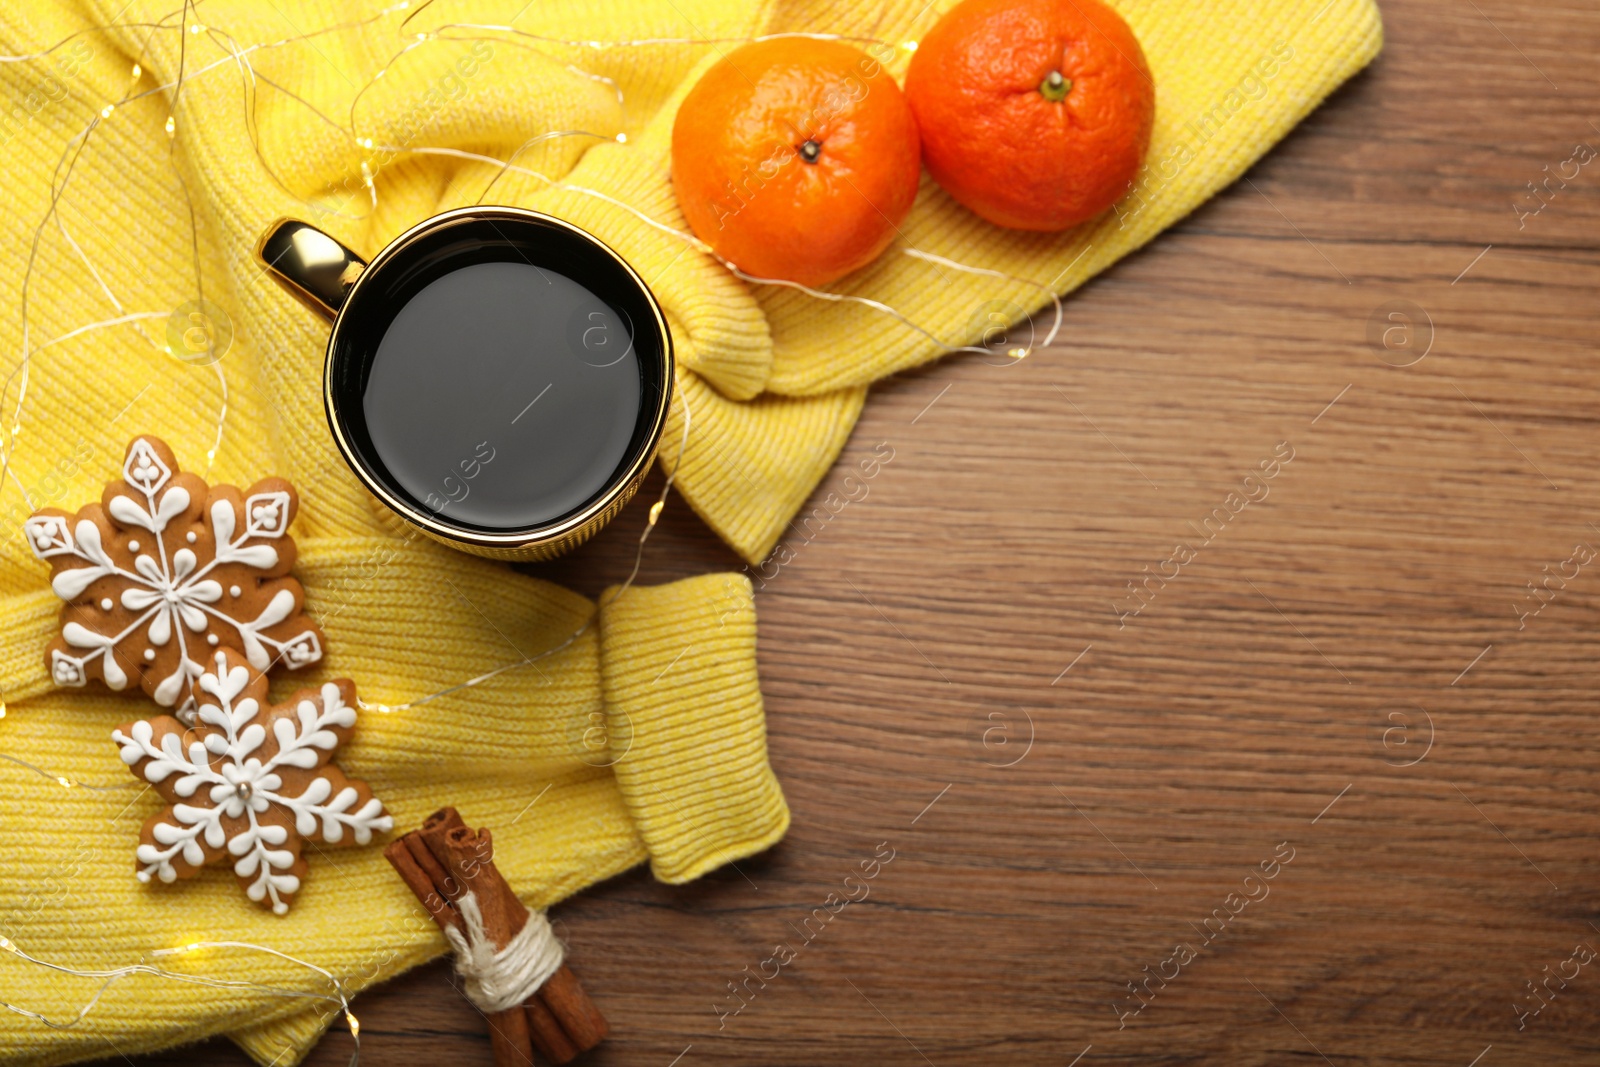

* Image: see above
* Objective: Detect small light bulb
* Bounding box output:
[346,1012,360,1037]
[130,63,141,79]
[189,23,204,33]
[100,104,114,118]
[56,776,74,788]
[648,500,664,525]
[165,115,176,137]
[1008,346,1029,360]
[903,40,919,51]
[615,132,627,144]
[360,137,373,149]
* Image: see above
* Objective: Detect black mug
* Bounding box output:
[255,207,673,560]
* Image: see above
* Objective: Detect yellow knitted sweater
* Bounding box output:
[0,0,1380,1063]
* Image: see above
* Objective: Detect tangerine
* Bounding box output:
[904,0,1154,231]
[671,38,922,287]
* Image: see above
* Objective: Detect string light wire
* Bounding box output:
[0,934,361,1063]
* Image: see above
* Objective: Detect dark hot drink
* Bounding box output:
[258,207,672,560]
[361,261,642,530]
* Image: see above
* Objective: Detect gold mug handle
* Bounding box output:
[253,218,367,323]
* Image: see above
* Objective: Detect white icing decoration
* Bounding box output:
[186,532,197,544]
[152,662,187,706]
[146,607,171,646]
[280,631,322,666]
[50,650,87,687]
[33,438,322,705]
[111,652,392,914]
[123,438,172,495]
[144,649,155,661]
[243,492,291,538]
[62,621,112,651]
[235,588,296,670]
[49,521,115,600]
[103,649,128,690]
[108,495,152,532]
[23,514,74,559]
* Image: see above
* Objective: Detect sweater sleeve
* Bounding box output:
[599,571,789,884]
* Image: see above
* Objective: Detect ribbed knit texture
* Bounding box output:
[599,573,788,884]
[0,0,1379,1062]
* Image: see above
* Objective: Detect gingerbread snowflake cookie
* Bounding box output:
[25,436,323,720]
[113,648,392,914]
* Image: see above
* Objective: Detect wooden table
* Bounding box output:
[116,0,1600,1063]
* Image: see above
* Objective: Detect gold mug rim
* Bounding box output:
[299,206,673,551]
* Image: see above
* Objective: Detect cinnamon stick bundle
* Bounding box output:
[385,807,608,1065]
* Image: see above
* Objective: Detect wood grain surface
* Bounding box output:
[106,0,1600,1064]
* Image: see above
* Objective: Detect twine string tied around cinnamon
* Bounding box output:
[443,890,567,1014]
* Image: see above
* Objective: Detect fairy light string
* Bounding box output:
[0,751,135,791]
[0,934,362,1064]
[0,0,1076,1031]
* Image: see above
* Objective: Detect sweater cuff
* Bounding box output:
[599,572,788,883]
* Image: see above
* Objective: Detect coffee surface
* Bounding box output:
[362,260,642,529]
